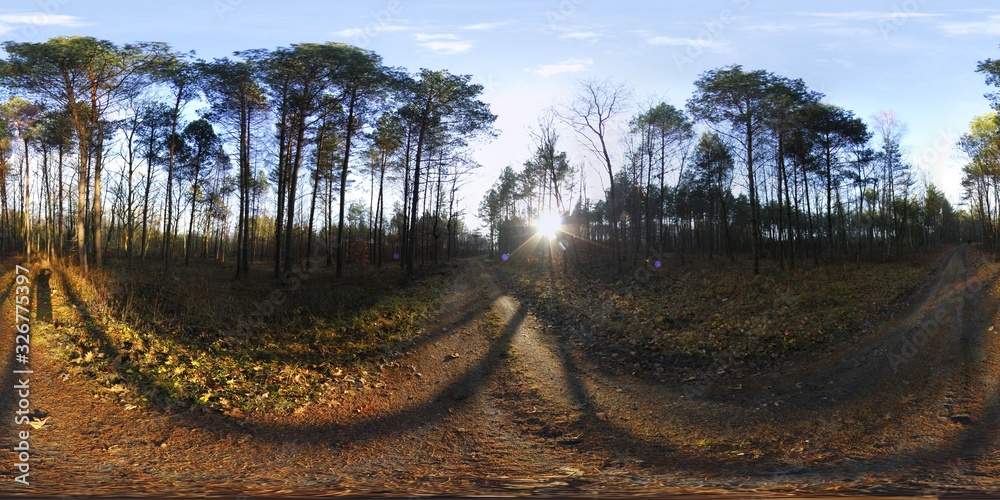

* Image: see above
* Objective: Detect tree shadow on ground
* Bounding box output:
[246,301,527,447]
[492,245,1000,484]
[34,268,52,324]
[54,261,533,450]
[0,276,22,442]
[47,254,1000,490]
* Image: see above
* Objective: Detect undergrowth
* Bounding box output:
[38,261,456,415]
[493,250,943,373]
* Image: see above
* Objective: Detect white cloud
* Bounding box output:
[0,13,86,26]
[414,33,459,42]
[413,33,472,54]
[534,57,593,78]
[559,31,603,41]
[817,58,856,70]
[645,35,703,47]
[331,27,364,38]
[741,23,801,33]
[461,21,509,31]
[939,15,1000,36]
[420,40,473,54]
[0,12,86,34]
[740,11,941,39]
[379,25,411,32]
[331,24,410,40]
[803,11,943,22]
[639,33,731,53]
[629,29,728,50]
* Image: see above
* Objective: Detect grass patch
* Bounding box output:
[493,250,943,371]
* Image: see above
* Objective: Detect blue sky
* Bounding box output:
[1,0,999,225]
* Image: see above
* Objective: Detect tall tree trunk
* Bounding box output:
[368,158,376,265]
[273,89,290,278]
[73,118,88,273]
[324,171,333,266]
[56,145,64,260]
[0,159,9,253]
[42,147,53,261]
[400,127,412,270]
[776,139,785,271]
[184,164,201,265]
[825,146,835,262]
[234,97,251,278]
[745,113,760,275]
[376,152,387,268]
[803,165,818,265]
[283,127,303,274]
[305,164,321,270]
[22,135,30,262]
[407,96,432,279]
[336,89,358,278]
[163,94,182,269]
[782,144,795,268]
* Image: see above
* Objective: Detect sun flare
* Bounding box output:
[534,211,562,239]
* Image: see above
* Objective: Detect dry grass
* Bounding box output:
[493,250,943,370]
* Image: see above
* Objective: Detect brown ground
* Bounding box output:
[0,247,998,497]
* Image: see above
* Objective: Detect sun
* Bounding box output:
[534,210,562,239]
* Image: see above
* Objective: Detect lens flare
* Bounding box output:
[534,211,562,239]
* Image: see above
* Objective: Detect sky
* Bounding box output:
[1,0,998,230]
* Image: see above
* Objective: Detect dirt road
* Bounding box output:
[0,249,998,496]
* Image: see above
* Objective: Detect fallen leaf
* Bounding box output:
[557,466,585,477]
[29,417,49,429]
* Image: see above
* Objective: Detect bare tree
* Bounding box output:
[558,78,631,274]
[870,110,909,260]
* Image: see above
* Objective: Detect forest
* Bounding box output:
[4,34,1000,496]
[482,69,980,278]
[0,36,496,278]
[0,37,992,279]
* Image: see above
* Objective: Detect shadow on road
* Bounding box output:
[52,260,531,448]
[34,269,52,324]
[0,269,24,449]
[247,299,527,446]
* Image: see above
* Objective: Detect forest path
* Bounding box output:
[0,250,998,496]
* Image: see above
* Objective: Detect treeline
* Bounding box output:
[0,36,495,278]
[482,66,965,275]
[960,55,1000,249]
